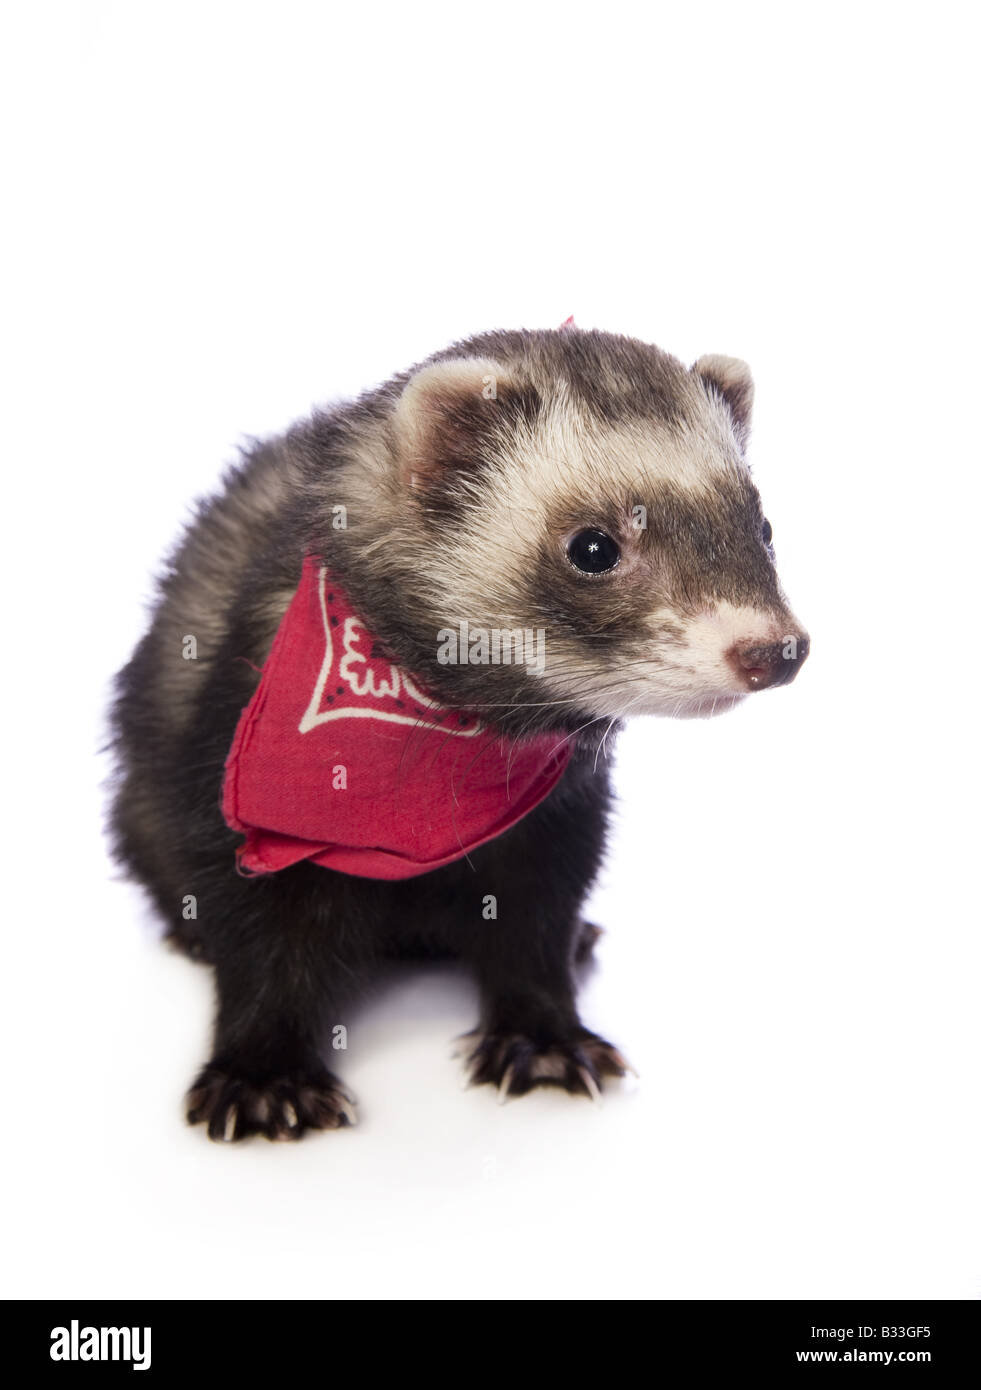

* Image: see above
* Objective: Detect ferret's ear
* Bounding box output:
[393,357,516,490]
[693,354,754,449]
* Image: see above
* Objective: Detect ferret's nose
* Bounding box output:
[727,634,810,690]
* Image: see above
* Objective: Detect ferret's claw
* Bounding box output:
[497,1065,515,1104]
[578,1067,603,1104]
[450,1030,479,1060]
[223,1104,238,1142]
[610,1048,640,1079]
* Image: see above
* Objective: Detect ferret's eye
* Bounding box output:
[567,529,620,574]
[761,518,773,545]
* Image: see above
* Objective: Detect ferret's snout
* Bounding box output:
[727,633,810,691]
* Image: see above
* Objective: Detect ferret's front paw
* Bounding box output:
[185,1063,357,1142]
[457,1027,634,1103]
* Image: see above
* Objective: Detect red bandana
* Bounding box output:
[221,557,574,879]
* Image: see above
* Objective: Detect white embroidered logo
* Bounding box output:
[299,567,483,738]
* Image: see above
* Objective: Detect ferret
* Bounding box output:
[110,325,809,1141]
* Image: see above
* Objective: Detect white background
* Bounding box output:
[2,1,978,1300]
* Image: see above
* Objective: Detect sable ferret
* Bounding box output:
[110,326,809,1141]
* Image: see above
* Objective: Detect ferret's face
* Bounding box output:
[384,331,809,734]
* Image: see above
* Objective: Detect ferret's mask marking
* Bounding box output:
[221,558,574,880]
[378,349,807,728]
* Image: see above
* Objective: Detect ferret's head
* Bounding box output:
[335,327,809,737]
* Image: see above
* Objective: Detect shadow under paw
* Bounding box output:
[457,1027,634,1103]
[186,1063,357,1142]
